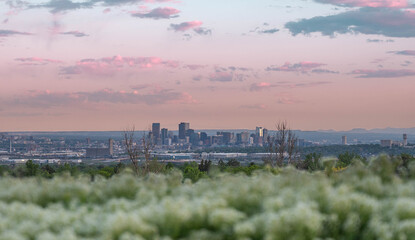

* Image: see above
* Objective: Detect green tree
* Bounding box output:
[40,164,55,178]
[198,160,211,172]
[226,159,241,167]
[114,162,124,174]
[25,160,39,177]
[302,153,322,171]
[218,159,226,171]
[166,162,175,170]
[183,162,205,182]
[337,152,364,168]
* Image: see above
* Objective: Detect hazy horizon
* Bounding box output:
[2,125,415,133]
[1,0,415,131]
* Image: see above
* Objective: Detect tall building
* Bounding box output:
[403,134,408,146]
[186,129,195,136]
[241,132,250,144]
[200,132,208,142]
[263,129,269,142]
[179,122,190,139]
[217,132,232,145]
[342,136,347,145]
[256,127,265,145]
[190,132,200,145]
[256,127,264,137]
[152,123,161,144]
[161,128,168,145]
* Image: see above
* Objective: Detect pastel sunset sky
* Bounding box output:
[1,0,415,131]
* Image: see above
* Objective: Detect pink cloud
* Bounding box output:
[170,21,203,32]
[314,0,409,8]
[60,31,88,37]
[249,82,272,91]
[392,50,415,56]
[12,88,196,107]
[249,81,330,91]
[350,69,415,78]
[0,29,31,37]
[60,55,180,75]
[103,8,111,13]
[286,7,415,38]
[209,71,233,82]
[131,7,180,19]
[184,64,206,70]
[277,93,303,105]
[266,62,326,73]
[14,57,64,65]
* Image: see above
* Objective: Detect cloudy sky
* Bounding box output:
[1,0,415,131]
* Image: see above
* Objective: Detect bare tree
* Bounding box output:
[267,121,298,167]
[124,126,140,175]
[276,121,288,167]
[287,128,298,165]
[124,126,164,175]
[266,135,276,167]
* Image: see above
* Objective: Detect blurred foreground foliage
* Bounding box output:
[0,154,415,239]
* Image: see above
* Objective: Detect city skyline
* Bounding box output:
[1,0,415,131]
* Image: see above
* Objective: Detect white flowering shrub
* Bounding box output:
[0,156,415,239]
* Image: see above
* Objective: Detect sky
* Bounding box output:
[0,0,415,131]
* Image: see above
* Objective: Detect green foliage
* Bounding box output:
[224,163,262,176]
[56,163,79,177]
[25,160,39,177]
[183,162,206,183]
[337,152,365,168]
[198,160,211,172]
[226,159,241,167]
[218,159,226,171]
[302,153,323,171]
[1,155,415,239]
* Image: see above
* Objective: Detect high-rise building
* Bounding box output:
[256,127,264,137]
[256,127,264,145]
[186,129,195,137]
[152,123,161,144]
[342,136,347,145]
[161,128,168,145]
[403,134,408,146]
[200,132,208,142]
[263,129,269,142]
[217,132,232,144]
[236,133,242,144]
[190,132,200,145]
[241,132,250,144]
[179,122,189,139]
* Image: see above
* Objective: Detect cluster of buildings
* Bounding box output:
[380,134,411,148]
[85,139,114,158]
[340,134,412,148]
[1,129,413,162]
[148,122,270,147]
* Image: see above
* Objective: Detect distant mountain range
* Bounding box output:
[317,127,415,135]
